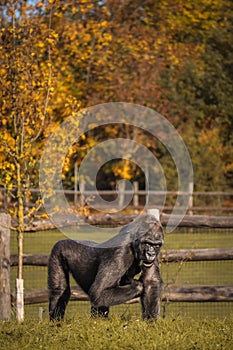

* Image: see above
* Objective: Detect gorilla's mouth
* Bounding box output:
[142,251,156,266]
[142,253,157,267]
[142,261,154,267]
[142,256,156,265]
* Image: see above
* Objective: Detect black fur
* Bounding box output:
[48,214,164,320]
[140,259,163,320]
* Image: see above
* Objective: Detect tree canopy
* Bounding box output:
[1,0,233,196]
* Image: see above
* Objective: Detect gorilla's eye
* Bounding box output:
[144,240,154,246]
[144,243,154,250]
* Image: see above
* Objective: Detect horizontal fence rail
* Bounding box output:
[10,247,233,305]
[85,213,233,228]
[1,187,233,215]
[19,213,233,231]
[10,285,233,306]
[10,248,233,267]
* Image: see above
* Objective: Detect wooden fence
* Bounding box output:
[23,212,233,232]
[9,248,233,305]
[1,213,233,319]
[1,186,233,215]
[0,214,11,320]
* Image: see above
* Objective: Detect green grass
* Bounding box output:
[1,316,233,350]
[10,227,233,255]
[5,227,233,349]
[162,228,233,250]
[161,260,233,285]
[15,300,233,321]
[9,227,233,319]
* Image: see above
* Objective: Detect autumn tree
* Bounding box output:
[0,0,58,320]
[39,0,233,191]
[174,0,233,189]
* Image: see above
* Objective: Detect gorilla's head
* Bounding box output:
[132,214,164,265]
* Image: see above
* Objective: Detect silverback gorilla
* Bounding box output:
[48,214,164,320]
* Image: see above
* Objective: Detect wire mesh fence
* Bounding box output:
[9,226,233,320]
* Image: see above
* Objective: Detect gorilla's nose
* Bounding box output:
[148,245,156,255]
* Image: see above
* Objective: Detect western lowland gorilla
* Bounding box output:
[48,213,164,320]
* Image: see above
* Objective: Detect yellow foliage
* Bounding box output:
[0,0,231,196]
[112,161,132,181]
[197,129,224,155]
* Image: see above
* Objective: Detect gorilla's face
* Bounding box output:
[137,226,164,264]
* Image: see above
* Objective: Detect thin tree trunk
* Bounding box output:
[16,161,24,322]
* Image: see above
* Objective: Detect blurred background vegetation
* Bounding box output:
[1,0,233,195]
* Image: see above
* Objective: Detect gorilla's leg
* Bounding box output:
[48,255,71,320]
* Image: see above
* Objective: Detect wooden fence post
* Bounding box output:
[74,162,78,206]
[0,213,11,320]
[133,181,139,209]
[147,208,160,221]
[79,183,85,207]
[118,181,125,210]
[188,182,194,215]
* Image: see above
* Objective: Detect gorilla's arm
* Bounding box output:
[140,260,162,320]
[120,259,141,285]
[88,246,143,307]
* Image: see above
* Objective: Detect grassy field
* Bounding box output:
[10,226,233,254]
[1,316,233,350]
[9,226,233,319]
[3,227,233,349]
